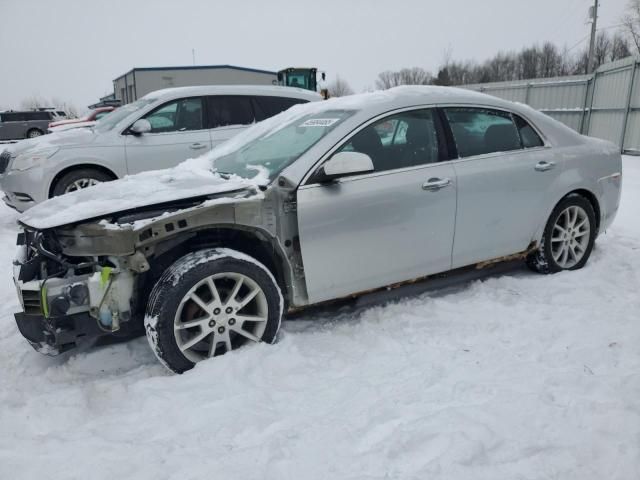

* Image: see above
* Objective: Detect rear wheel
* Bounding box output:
[527,194,596,274]
[144,249,283,373]
[26,128,43,138]
[51,168,114,197]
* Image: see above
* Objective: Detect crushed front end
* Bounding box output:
[13,226,141,355]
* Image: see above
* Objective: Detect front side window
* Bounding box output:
[143,97,204,133]
[445,108,521,158]
[336,109,440,172]
[208,96,255,128]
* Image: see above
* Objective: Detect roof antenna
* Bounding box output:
[192,48,196,66]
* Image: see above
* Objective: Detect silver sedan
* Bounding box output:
[14,86,622,372]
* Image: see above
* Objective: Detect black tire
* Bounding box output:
[26,128,43,138]
[527,194,597,274]
[144,249,283,374]
[51,168,114,197]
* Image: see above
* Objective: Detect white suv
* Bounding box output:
[0,85,320,211]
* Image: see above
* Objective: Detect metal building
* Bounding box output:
[463,56,640,154]
[113,65,278,104]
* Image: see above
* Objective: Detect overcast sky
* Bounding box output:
[0,0,630,111]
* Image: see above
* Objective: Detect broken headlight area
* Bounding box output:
[14,229,139,354]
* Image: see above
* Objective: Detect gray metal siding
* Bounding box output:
[126,68,277,101]
[463,56,640,153]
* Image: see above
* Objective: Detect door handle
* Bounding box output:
[189,143,207,150]
[535,161,556,172]
[422,177,452,191]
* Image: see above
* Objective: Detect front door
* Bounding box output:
[125,97,211,174]
[297,108,458,304]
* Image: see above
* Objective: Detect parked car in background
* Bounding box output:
[48,106,116,132]
[11,86,622,373]
[0,85,320,211]
[0,110,56,140]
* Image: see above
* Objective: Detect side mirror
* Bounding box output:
[316,151,374,183]
[129,119,151,135]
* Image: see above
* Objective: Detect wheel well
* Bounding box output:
[137,227,290,316]
[25,127,43,135]
[566,188,601,232]
[48,164,117,198]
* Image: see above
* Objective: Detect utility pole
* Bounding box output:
[587,0,599,73]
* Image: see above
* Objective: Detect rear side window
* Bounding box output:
[514,115,544,148]
[2,112,25,122]
[24,111,51,121]
[252,96,308,121]
[208,96,255,128]
[444,108,521,158]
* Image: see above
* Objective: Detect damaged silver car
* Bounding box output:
[12,86,622,373]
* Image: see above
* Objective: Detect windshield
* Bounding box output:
[94,98,156,133]
[213,109,353,180]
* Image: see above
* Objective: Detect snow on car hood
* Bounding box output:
[48,121,96,132]
[19,161,267,230]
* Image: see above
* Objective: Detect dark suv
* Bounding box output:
[0,111,54,140]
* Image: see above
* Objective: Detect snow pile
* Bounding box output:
[0,157,639,480]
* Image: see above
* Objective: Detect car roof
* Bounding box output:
[142,85,322,102]
[317,85,520,117]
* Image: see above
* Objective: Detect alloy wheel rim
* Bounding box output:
[550,205,590,269]
[174,272,269,362]
[64,178,100,193]
[28,131,42,138]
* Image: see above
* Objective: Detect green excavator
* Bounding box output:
[277,67,329,99]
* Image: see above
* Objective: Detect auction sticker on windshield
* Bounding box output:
[299,118,341,127]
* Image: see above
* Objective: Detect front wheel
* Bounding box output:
[527,194,597,274]
[51,168,114,197]
[144,249,283,373]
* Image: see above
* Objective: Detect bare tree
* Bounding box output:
[375,70,402,89]
[375,67,433,89]
[622,0,640,53]
[328,75,354,97]
[19,95,48,110]
[611,32,632,60]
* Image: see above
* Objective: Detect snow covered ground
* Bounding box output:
[1,157,639,480]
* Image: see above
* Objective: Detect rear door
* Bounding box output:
[443,107,557,268]
[124,96,211,174]
[297,108,458,304]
